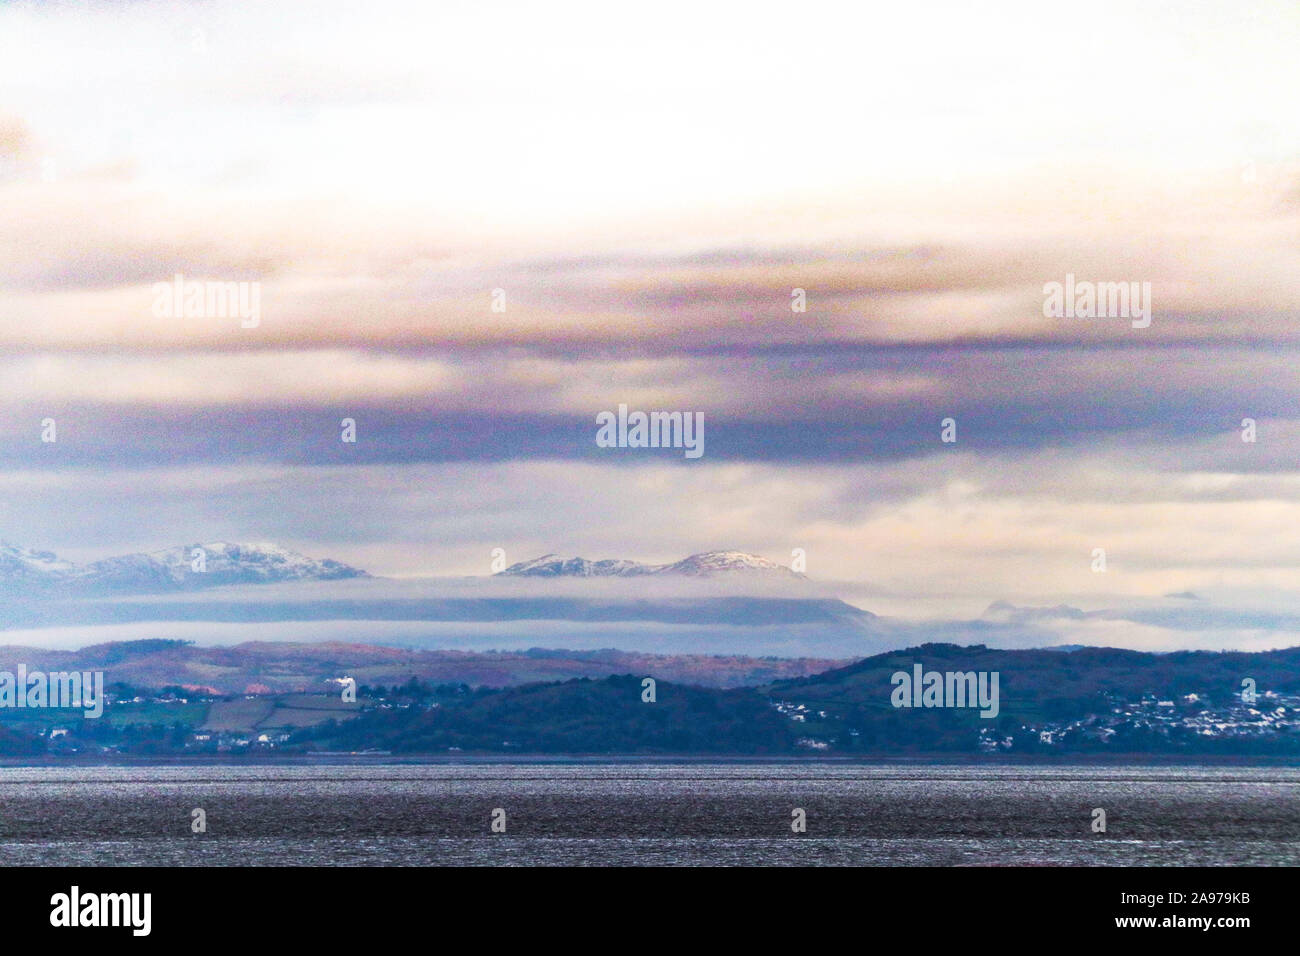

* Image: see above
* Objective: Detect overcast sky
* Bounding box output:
[0,0,1297,646]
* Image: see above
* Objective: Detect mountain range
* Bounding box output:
[499,550,801,578]
[0,541,368,595]
[1,542,801,595]
[0,541,874,656]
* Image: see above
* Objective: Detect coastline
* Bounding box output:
[2,752,1299,768]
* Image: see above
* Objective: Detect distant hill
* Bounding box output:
[294,675,798,755]
[758,642,1300,755]
[0,639,847,694]
[5,641,1300,757]
[293,642,1300,756]
[765,642,1300,709]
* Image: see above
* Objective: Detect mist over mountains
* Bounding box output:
[3,541,1295,658]
[2,543,801,594]
[0,541,883,655]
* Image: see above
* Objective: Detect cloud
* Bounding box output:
[0,0,1296,656]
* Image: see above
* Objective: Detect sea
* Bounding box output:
[2,762,1298,865]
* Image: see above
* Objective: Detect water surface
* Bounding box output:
[2,764,1296,865]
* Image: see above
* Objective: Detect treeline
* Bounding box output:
[294,676,795,754]
[5,643,1300,757]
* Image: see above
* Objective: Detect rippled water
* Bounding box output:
[1,763,1297,865]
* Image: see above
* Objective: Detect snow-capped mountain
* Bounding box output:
[3,543,875,658]
[500,550,802,579]
[0,541,367,594]
[0,543,78,583]
[497,554,655,577]
[659,551,797,577]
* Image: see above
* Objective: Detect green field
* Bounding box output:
[0,694,360,734]
[203,695,360,732]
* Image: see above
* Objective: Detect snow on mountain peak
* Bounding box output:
[499,550,800,578]
[0,540,368,593]
[0,541,78,578]
[660,551,799,577]
[498,554,656,577]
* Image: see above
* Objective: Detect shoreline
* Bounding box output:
[2,753,1299,768]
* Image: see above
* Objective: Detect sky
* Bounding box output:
[0,0,1298,648]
